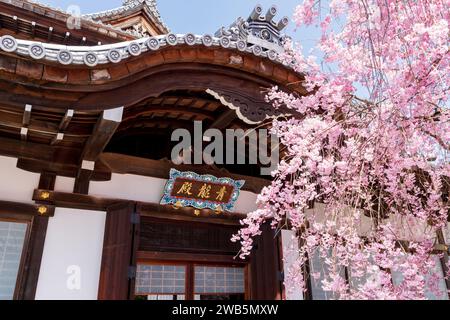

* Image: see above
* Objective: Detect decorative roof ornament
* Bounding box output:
[215,4,290,53]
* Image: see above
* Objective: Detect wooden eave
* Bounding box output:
[0,32,306,187]
[0,43,305,127]
[0,0,137,44]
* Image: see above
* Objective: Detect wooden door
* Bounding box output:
[98,202,139,300]
[249,223,283,300]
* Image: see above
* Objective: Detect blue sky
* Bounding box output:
[38,0,320,52]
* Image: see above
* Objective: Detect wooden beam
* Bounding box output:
[13,15,18,33]
[98,152,271,193]
[33,189,119,212]
[0,200,54,217]
[17,158,112,182]
[0,136,53,162]
[81,107,123,162]
[16,172,55,300]
[32,189,247,225]
[64,31,70,44]
[75,107,123,194]
[38,172,56,190]
[51,109,73,145]
[20,104,32,141]
[47,26,53,42]
[20,127,28,141]
[73,167,93,195]
[137,251,246,264]
[31,21,36,38]
[59,109,74,131]
[22,104,32,127]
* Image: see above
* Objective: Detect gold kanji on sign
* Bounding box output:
[216,186,227,201]
[197,184,212,199]
[177,182,193,195]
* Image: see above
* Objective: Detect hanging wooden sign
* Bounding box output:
[160,169,245,213]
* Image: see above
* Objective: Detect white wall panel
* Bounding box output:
[0,156,40,204]
[35,208,106,300]
[54,176,75,193]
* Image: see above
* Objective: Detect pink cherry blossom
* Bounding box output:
[234,0,450,300]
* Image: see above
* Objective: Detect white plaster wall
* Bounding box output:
[0,156,40,204]
[89,173,258,213]
[89,173,167,203]
[35,208,106,300]
[54,176,75,193]
[281,230,303,300]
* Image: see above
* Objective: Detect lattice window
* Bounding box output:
[0,221,27,300]
[135,264,185,295]
[194,266,245,294]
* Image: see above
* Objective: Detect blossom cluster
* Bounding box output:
[234,0,449,300]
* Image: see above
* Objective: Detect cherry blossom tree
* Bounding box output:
[233,0,450,300]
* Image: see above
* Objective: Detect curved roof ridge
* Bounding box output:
[0,33,293,70]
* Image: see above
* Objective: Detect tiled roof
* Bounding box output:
[0,0,141,40]
[83,0,169,34]
[0,32,289,68]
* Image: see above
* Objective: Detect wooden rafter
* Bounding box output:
[51,109,73,145]
[20,104,32,141]
[81,107,123,162]
[74,107,123,194]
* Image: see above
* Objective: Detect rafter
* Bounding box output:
[74,107,123,194]
[81,107,123,162]
[51,109,74,145]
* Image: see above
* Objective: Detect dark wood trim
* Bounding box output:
[98,202,135,300]
[33,189,121,211]
[0,200,54,217]
[0,214,33,301]
[128,203,140,300]
[277,233,286,300]
[436,229,450,298]
[38,172,56,190]
[99,152,271,193]
[186,264,194,301]
[33,189,247,224]
[136,251,246,265]
[138,203,245,226]
[16,172,55,300]
[17,158,112,182]
[73,169,92,195]
[16,215,49,300]
[0,136,54,162]
[82,110,122,162]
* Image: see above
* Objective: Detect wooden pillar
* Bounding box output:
[16,172,55,300]
[436,229,450,298]
[249,223,283,300]
[98,202,139,300]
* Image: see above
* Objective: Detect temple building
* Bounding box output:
[0,1,448,301]
[0,0,307,300]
